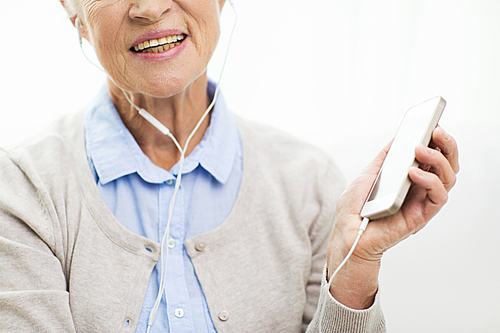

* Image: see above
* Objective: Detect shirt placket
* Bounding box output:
[158,179,195,332]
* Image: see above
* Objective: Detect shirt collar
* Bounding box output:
[84,81,240,185]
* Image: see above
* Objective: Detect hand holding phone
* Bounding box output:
[360,96,446,220]
[325,96,457,314]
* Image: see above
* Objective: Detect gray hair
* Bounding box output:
[64,0,79,17]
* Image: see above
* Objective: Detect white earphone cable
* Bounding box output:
[148,4,237,332]
[318,216,369,333]
[76,3,237,331]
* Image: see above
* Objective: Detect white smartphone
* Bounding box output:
[360,96,446,220]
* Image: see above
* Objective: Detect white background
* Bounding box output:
[1,1,500,331]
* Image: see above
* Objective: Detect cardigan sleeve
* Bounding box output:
[305,266,385,333]
[0,150,77,333]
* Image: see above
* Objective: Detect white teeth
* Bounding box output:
[135,34,185,52]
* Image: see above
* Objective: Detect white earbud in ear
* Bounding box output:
[75,17,83,45]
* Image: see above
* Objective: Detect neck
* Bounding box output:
[107,74,211,171]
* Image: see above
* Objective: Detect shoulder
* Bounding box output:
[0,110,87,201]
[235,115,345,185]
[0,111,87,246]
[234,115,346,209]
[1,110,85,171]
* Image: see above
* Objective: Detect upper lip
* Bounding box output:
[130,29,187,49]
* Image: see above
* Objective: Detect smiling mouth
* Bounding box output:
[131,34,187,53]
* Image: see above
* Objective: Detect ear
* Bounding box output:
[59,0,78,27]
[59,0,91,43]
[75,17,92,44]
[218,0,227,12]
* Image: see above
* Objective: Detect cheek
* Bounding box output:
[197,18,221,67]
[187,2,221,56]
[96,39,126,78]
[206,20,221,56]
[82,0,124,47]
[84,3,129,78]
[93,26,125,79]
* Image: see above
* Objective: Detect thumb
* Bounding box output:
[339,141,391,212]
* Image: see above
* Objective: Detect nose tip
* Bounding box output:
[129,0,173,23]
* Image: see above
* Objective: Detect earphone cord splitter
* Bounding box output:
[76,2,237,331]
[318,216,370,333]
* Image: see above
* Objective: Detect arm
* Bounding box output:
[0,151,77,332]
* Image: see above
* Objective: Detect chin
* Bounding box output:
[141,83,187,99]
[139,71,206,98]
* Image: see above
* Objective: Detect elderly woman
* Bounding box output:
[0,0,459,332]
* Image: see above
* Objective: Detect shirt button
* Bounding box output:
[195,242,206,252]
[219,310,229,321]
[165,179,174,185]
[168,239,176,249]
[174,308,184,318]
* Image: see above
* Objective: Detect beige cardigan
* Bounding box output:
[0,110,385,332]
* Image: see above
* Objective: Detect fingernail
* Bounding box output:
[441,127,449,140]
[409,166,423,177]
[419,144,430,155]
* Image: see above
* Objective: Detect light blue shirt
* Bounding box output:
[84,82,242,333]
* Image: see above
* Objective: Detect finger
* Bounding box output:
[358,141,392,177]
[420,146,440,171]
[339,141,393,214]
[415,144,457,192]
[431,127,460,174]
[408,166,448,209]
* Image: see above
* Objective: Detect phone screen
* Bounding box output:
[368,101,440,202]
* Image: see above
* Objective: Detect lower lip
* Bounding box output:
[131,37,188,61]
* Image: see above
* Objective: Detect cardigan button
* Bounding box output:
[218,310,229,321]
[195,242,206,252]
